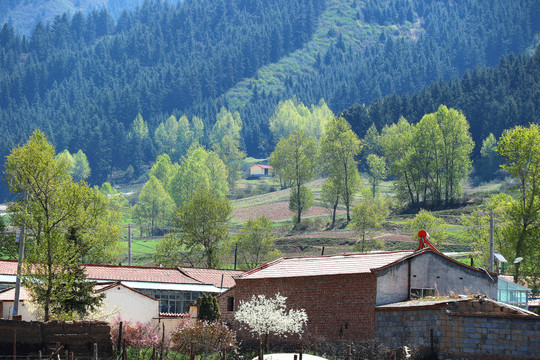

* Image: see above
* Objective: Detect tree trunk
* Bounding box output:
[296,183,302,225]
[258,336,264,360]
[331,203,337,228]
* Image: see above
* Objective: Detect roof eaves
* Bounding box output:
[370,248,499,277]
[94,281,159,301]
[216,285,236,299]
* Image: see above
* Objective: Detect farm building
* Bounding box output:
[376,296,539,359]
[218,248,501,344]
[0,260,243,319]
[249,164,274,177]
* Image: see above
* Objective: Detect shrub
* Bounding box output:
[171,320,237,359]
[110,315,161,350]
[198,293,221,322]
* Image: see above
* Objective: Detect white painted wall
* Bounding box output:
[1,285,159,323]
[101,285,159,323]
[250,165,265,175]
[2,300,35,321]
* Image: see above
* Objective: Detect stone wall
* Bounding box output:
[376,298,540,359]
[0,319,113,357]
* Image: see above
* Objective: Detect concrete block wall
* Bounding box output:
[218,273,378,344]
[376,299,540,359]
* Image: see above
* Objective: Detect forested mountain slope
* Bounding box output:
[0,0,149,37]
[0,0,539,199]
[341,47,540,156]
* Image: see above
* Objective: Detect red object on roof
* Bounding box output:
[417,230,439,252]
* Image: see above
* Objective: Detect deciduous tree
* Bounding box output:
[405,209,448,246]
[134,175,175,236]
[351,191,389,252]
[496,124,540,283]
[270,130,318,225]
[5,130,121,321]
[168,147,228,207]
[320,117,362,221]
[234,294,307,360]
[232,216,281,270]
[174,184,232,268]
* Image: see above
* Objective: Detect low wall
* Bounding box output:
[0,319,113,357]
[376,298,540,359]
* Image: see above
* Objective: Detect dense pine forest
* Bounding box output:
[342,47,540,158]
[0,0,539,199]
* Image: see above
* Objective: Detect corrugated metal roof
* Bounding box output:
[240,251,415,279]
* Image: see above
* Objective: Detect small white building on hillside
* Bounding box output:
[249,164,274,177]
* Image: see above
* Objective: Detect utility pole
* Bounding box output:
[489,211,494,272]
[234,243,237,270]
[13,193,26,318]
[128,224,132,266]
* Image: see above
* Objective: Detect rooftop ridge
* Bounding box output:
[281,249,415,261]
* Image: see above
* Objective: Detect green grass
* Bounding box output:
[110,173,507,265]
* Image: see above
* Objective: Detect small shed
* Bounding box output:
[375,296,539,359]
[249,164,274,177]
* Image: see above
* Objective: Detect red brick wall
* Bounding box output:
[218,273,377,344]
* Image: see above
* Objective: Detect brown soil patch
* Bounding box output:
[233,201,337,222]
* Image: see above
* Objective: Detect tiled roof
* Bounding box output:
[240,250,415,279]
[85,264,202,284]
[0,260,18,275]
[0,260,243,288]
[179,267,243,288]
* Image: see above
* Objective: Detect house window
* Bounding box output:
[227,296,235,311]
[410,288,435,299]
[139,289,202,314]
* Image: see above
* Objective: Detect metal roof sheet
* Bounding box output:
[241,251,415,279]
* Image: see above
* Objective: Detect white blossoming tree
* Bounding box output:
[234,293,308,360]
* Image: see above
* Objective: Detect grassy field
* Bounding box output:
[113,173,511,266]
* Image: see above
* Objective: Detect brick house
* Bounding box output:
[218,249,499,344]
